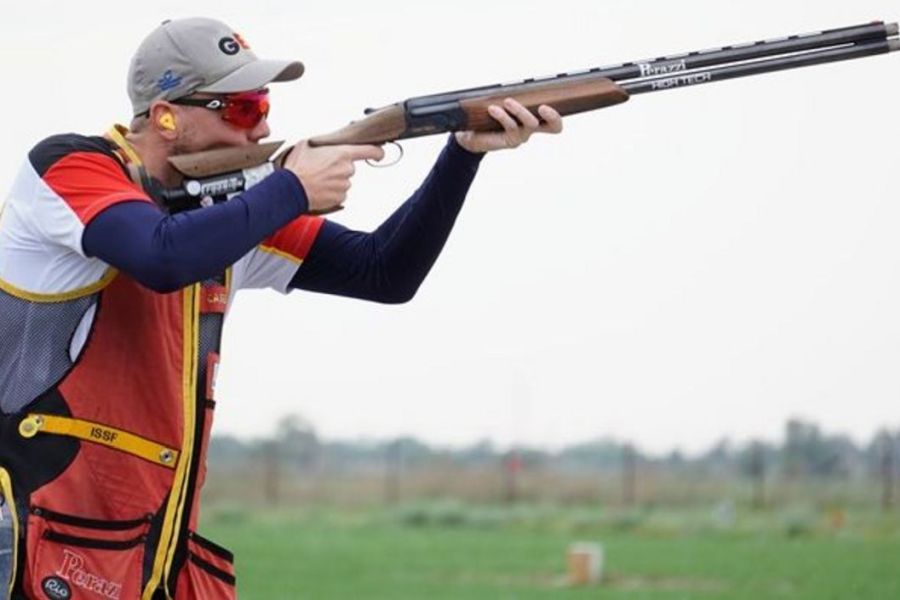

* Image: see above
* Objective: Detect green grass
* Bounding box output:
[201,506,900,600]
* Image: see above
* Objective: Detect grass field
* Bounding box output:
[201,505,900,599]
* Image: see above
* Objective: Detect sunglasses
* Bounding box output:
[172,88,270,129]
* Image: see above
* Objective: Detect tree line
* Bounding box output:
[209,416,897,480]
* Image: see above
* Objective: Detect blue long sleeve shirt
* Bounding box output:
[83,137,484,300]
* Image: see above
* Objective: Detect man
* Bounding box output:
[0,17,562,599]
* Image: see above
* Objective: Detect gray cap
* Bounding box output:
[128,18,304,116]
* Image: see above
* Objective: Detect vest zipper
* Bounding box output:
[141,284,200,600]
[164,271,230,592]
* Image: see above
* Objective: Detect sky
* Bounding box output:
[2,0,899,454]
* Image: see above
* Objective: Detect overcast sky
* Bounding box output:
[3,0,899,454]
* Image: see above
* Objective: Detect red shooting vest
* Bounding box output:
[1,128,236,600]
[1,125,320,599]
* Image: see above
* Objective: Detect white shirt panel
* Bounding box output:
[0,160,111,295]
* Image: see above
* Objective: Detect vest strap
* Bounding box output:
[18,414,179,469]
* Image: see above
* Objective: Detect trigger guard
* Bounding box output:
[367,142,403,168]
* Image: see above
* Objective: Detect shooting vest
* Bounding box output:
[0,127,236,600]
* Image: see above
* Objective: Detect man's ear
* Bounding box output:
[149,102,178,140]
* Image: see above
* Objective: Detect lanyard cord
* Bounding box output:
[106,124,144,166]
[105,124,167,204]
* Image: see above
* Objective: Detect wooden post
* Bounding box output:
[504,451,522,504]
[749,442,766,510]
[622,445,637,507]
[262,440,279,507]
[882,434,894,512]
[385,441,401,505]
[567,542,604,586]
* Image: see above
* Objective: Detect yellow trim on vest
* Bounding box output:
[258,244,304,265]
[166,284,201,583]
[0,467,20,597]
[143,284,200,600]
[18,414,179,468]
[0,268,117,303]
[106,125,144,166]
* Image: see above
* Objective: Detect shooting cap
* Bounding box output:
[128,17,304,116]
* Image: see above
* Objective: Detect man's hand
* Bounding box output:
[454,99,563,154]
[283,142,385,214]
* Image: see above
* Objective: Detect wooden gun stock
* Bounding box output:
[307,105,407,147]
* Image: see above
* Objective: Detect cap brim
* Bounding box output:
[197,59,304,93]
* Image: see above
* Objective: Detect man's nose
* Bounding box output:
[249,117,271,143]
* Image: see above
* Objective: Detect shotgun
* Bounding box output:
[164,21,899,208]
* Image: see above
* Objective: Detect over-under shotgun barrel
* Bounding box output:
[623,37,898,95]
[407,21,897,106]
[308,21,898,147]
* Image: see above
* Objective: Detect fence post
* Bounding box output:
[262,440,280,507]
[622,444,637,507]
[749,442,766,510]
[385,440,402,505]
[883,434,895,511]
[505,450,522,504]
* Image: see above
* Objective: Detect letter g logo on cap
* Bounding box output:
[218,37,240,55]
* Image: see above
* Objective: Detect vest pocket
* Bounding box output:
[0,468,19,600]
[174,531,236,600]
[25,507,150,600]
